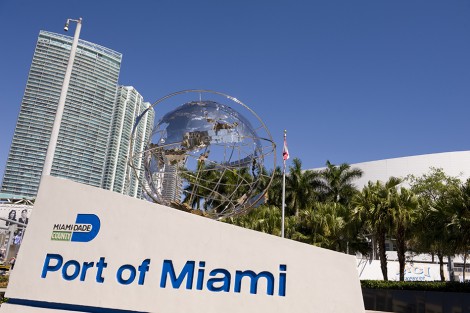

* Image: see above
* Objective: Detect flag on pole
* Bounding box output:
[282,133,289,161]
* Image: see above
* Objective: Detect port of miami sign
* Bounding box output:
[1,176,364,313]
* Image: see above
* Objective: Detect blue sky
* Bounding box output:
[0,0,469,179]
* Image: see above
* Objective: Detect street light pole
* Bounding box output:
[42,17,82,177]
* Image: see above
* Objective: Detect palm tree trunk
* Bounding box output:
[448,255,455,282]
[438,252,445,282]
[463,252,467,282]
[396,226,406,281]
[371,236,377,260]
[378,230,388,281]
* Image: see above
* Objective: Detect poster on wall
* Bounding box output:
[0,206,32,257]
[0,208,31,228]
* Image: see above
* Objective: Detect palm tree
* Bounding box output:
[285,158,322,216]
[315,202,346,250]
[248,205,282,235]
[352,177,402,281]
[318,160,363,205]
[411,201,454,281]
[182,163,220,211]
[391,187,419,281]
[265,166,283,207]
[224,205,299,238]
[182,160,259,216]
[314,161,364,255]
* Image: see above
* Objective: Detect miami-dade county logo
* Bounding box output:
[51,214,100,242]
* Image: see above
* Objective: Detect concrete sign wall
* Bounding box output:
[2,176,365,313]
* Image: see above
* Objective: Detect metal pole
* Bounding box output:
[0,217,26,228]
[42,18,82,177]
[281,130,287,238]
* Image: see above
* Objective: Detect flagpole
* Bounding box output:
[281,130,287,238]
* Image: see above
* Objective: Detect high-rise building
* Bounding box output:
[102,86,154,198]
[1,31,122,198]
[161,163,184,204]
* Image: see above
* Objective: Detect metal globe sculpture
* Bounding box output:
[129,90,276,219]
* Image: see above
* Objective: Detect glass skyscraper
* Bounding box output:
[1,31,153,197]
[102,86,154,198]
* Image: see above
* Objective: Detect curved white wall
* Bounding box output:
[315,151,470,188]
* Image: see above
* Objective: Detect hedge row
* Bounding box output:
[1,276,470,293]
[361,280,470,293]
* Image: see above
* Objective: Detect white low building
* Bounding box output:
[313,151,470,281]
[347,150,470,188]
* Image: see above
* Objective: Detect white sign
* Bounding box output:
[2,176,365,313]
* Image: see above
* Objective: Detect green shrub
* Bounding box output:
[361,280,470,293]
[0,276,8,289]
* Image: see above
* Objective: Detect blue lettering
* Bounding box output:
[160,260,194,289]
[196,261,205,290]
[62,260,80,281]
[207,268,231,292]
[158,260,286,297]
[137,259,151,285]
[80,262,94,281]
[279,264,286,296]
[41,254,63,278]
[117,264,136,285]
[41,254,107,283]
[234,270,275,295]
[96,257,107,283]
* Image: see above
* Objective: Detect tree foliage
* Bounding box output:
[186,159,470,283]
